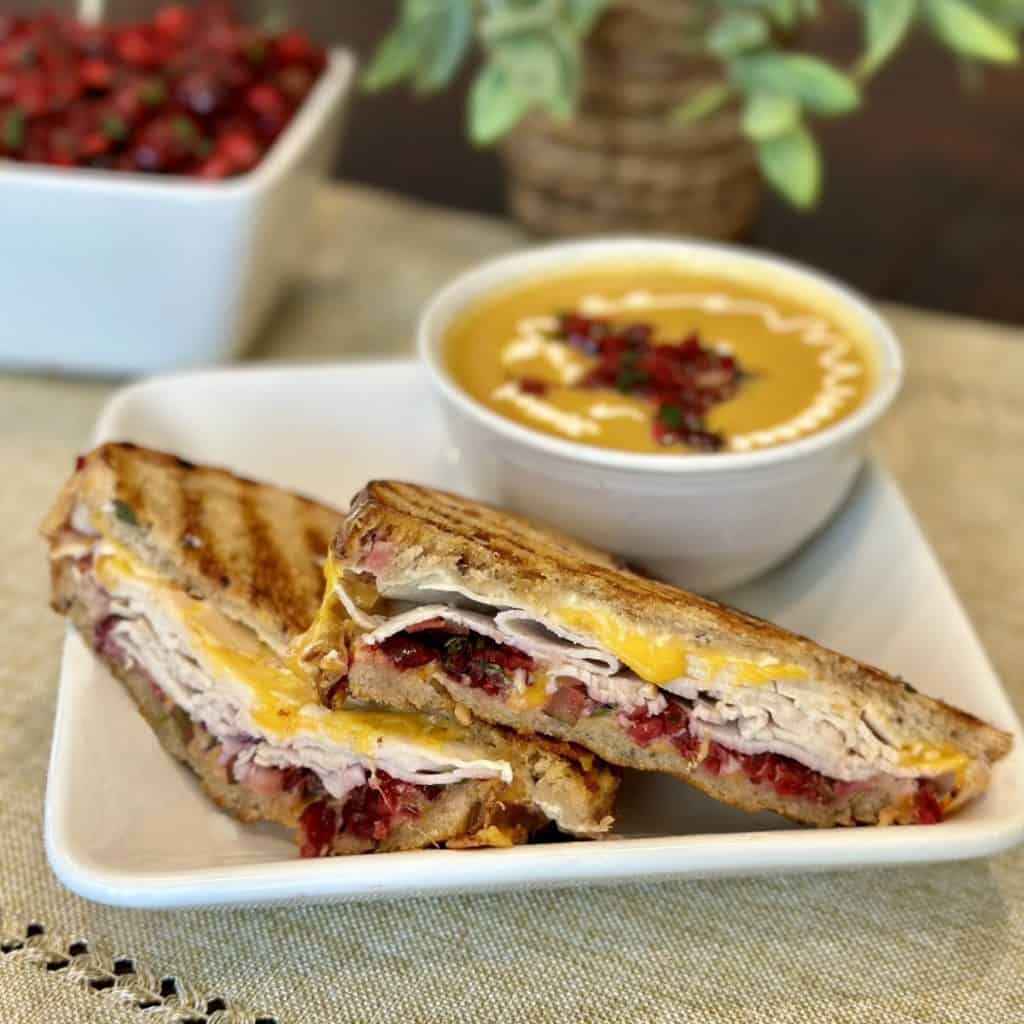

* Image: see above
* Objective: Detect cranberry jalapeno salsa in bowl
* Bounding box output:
[0,4,326,178]
[0,4,354,375]
[418,238,903,593]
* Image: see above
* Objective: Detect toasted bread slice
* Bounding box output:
[320,480,1012,827]
[42,443,340,655]
[43,447,618,854]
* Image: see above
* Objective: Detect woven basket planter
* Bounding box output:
[499,0,760,239]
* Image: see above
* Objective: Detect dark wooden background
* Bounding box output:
[18,1,1024,324]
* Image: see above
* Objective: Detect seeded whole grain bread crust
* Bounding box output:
[334,480,1011,776]
[43,447,619,848]
[42,442,342,658]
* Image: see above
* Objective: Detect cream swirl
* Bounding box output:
[495,289,863,451]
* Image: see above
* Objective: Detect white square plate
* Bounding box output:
[45,361,1024,908]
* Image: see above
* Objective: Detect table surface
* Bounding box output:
[2,183,1022,1024]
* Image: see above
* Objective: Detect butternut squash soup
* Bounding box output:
[444,264,875,455]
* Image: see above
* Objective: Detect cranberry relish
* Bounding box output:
[0,3,326,178]
[297,774,440,858]
[373,628,946,824]
[98,616,439,859]
[518,313,745,451]
[219,730,441,858]
[377,628,534,698]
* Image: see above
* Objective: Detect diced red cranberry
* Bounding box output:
[271,29,320,68]
[518,377,549,396]
[216,128,261,171]
[280,766,308,793]
[914,785,944,825]
[244,81,288,138]
[697,742,831,803]
[559,313,609,354]
[299,801,338,858]
[766,757,825,801]
[79,57,114,91]
[14,72,49,115]
[276,64,314,102]
[114,27,156,68]
[79,130,110,158]
[484,643,534,673]
[0,15,22,44]
[340,773,431,842]
[377,634,437,670]
[664,708,703,759]
[702,744,725,776]
[622,700,698,754]
[621,707,668,748]
[153,4,195,42]
[196,153,232,179]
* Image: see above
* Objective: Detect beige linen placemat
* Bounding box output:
[2,185,1022,1024]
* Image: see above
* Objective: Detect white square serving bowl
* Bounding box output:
[44,361,1024,908]
[0,48,354,377]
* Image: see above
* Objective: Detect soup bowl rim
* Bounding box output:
[418,236,903,476]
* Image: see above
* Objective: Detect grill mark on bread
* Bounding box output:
[44,444,341,651]
[238,488,306,634]
[304,525,329,565]
[179,476,229,586]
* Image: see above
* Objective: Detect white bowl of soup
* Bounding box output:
[418,238,902,592]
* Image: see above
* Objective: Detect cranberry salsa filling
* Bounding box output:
[370,624,947,824]
[94,608,441,857]
[64,540,511,859]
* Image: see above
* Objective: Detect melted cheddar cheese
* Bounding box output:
[695,651,809,686]
[553,604,808,687]
[554,606,690,685]
[898,741,970,786]
[94,544,477,755]
[292,551,349,663]
[507,669,552,712]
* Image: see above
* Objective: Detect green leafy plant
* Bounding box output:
[364,0,610,144]
[365,0,1023,208]
[677,0,1023,207]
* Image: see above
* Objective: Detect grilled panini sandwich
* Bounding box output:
[42,445,617,856]
[302,480,1012,828]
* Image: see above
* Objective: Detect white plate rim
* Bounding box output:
[44,360,1024,908]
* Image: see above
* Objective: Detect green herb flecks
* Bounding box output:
[112,500,139,527]
[2,110,26,151]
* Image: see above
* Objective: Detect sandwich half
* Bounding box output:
[42,445,617,856]
[301,480,1012,828]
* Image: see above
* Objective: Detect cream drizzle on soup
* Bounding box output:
[444,265,875,455]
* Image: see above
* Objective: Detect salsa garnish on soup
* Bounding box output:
[444,264,874,455]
